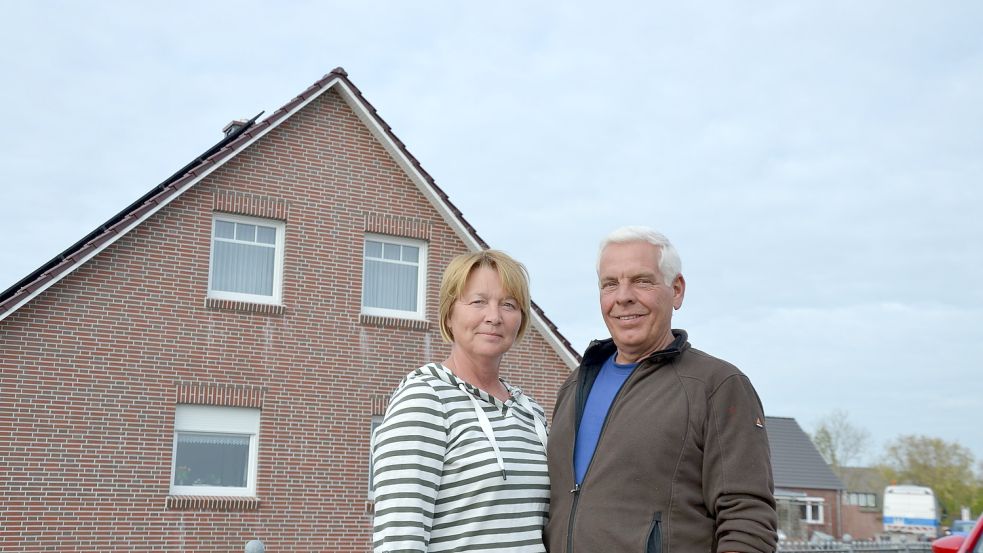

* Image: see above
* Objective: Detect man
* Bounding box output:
[545,226,777,553]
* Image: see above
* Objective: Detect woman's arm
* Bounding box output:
[372,379,448,553]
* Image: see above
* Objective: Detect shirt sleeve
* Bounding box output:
[703,373,779,553]
[372,378,448,553]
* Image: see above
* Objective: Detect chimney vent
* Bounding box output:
[223,119,249,137]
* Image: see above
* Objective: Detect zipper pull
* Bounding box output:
[570,483,581,494]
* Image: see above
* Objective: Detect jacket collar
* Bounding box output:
[582,329,689,370]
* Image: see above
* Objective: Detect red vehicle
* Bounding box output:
[933,515,983,553]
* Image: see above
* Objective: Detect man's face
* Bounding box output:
[598,241,685,364]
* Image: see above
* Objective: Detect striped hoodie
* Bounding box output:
[372,363,550,553]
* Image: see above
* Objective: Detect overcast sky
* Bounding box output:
[2,1,981,467]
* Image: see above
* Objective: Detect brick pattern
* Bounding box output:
[358,313,430,331]
[840,503,881,540]
[213,189,290,221]
[165,496,261,512]
[204,297,286,315]
[370,394,390,416]
[0,87,573,551]
[176,382,266,408]
[364,212,431,240]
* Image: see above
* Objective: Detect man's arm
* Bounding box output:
[703,373,779,553]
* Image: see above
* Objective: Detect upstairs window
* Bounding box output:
[845,492,877,508]
[361,234,427,319]
[170,405,260,497]
[208,214,285,304]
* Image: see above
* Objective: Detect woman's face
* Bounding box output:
[447,266,523,362]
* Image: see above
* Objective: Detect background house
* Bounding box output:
[0,69,579,551]
[767,416,845,540]
[837,466,890,540]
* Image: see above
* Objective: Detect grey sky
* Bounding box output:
[2,1,981,466]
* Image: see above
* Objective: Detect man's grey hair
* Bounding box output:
[598,226,682,286]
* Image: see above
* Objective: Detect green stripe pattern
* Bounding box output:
[372,363,549,552]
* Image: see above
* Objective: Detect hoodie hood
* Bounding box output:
[410,363,548,479]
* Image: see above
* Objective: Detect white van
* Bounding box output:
[883,485,940,539]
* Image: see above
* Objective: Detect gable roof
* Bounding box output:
[837,465,889,494]
[766,416,844,491]
[0,67,580,368]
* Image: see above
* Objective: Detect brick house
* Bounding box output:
[0,68,579,552]
[766,416,845,541]
[836,466,890,540]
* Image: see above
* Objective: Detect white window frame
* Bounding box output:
[207,213,286,305]
[845,492,877,508]
[170,405,260,497]
[360,234,427,320]
[368,414,384,500]
[800,497,825,524]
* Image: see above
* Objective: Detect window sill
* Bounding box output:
[205,297,285,315]
[166,495,261,512]
[359,313,429,331]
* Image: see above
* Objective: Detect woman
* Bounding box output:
[372,250,550,553]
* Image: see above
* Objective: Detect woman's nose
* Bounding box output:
[484,304,503,324]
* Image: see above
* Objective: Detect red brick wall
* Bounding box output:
[0,88,573,552]
[841,504,882,540]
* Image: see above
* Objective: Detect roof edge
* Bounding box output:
[326,72,581,366]
[0,67,583,367]
[0,113,262,319]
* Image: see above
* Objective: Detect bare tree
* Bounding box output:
[811,409,871,470]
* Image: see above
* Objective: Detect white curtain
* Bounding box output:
[363,259,418,311]
[174,433,249,487]
[212,240,275,295]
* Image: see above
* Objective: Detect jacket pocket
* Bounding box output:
[646,512,662,553]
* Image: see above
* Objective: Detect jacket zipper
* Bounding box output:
[566,354,637,553]
[566,483,581,553]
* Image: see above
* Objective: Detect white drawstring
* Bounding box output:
[461,383,508,480]
[514,393,549,451]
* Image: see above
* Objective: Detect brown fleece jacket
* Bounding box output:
[545,331,778,553]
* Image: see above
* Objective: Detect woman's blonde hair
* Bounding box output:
[438,250,531,343]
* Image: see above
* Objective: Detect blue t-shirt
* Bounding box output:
[573,353,637,485]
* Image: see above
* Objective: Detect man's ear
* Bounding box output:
[672,274,686,310]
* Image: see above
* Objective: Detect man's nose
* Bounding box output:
[614,283,635,304]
